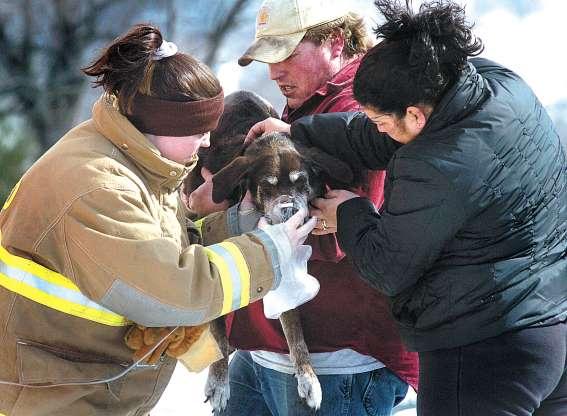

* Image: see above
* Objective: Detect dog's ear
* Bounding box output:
[299,146,354,185]
[212,156,250,203]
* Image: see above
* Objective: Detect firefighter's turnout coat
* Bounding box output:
[0,95,277,415]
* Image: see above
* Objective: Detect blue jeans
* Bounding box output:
[217,350,408,416]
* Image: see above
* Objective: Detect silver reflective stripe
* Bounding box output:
[0,253,128,326]
[0,262,117,314]
[206,244,242,311]
[100,279,207,326]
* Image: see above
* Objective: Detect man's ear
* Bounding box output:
[329,33,345,59]
[212,156,250,203]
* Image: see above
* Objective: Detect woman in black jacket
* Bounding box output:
[247,1,567,415]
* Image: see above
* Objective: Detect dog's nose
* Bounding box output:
[280,204,298,222]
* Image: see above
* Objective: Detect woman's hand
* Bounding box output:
[310,189,359,235]
[245,117,291,144]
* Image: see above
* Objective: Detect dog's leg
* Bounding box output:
[204,318,232,412]
[279,309,322,410]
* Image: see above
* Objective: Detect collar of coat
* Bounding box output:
[92,94,196,191]
[420,60,487,138]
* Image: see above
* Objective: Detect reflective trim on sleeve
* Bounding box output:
[193,218,204,237]
[219,242,250,308]
[204,241,251,314]
[0,233,129,326]
[2,180,21,211]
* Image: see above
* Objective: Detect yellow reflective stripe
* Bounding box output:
[221,242,250,308]
[193,218,204,237]
[204,241,251,314]
[2,180,21,211]
[0,269,127,326]
[0,233,128,326]
[204,247,233,315]
[0,243,77,291]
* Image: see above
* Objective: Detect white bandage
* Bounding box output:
[152,40,178,60]
[260,224,319,319]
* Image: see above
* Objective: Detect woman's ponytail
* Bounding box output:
[82,24,163,114]
[82,23,222,119]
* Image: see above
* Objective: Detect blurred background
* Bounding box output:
[0,0,565,414]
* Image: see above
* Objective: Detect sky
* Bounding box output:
[471,0,566,109]
[155,2,566,414]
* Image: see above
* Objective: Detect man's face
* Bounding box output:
[268,40,336,110]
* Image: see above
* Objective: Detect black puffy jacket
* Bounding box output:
[291,58,567,352]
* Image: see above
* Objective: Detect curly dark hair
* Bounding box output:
[354,0,483,116]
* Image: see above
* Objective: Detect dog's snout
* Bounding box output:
[280,203,298,222]
[266,194,306,224]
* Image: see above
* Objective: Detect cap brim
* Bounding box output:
[238,31,306,66]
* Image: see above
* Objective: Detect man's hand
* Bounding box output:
[245,117,291,143]
[310,189,359,235]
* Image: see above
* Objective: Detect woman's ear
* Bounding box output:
[211,156,250,203]
[405,105,430,133]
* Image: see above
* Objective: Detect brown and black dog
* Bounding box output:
[185,91,355,412]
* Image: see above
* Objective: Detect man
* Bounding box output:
[218,1,419,414]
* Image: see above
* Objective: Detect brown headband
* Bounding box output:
[127,91,224,137]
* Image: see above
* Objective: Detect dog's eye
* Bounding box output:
[289,171,307,183]
[262,176,278,186]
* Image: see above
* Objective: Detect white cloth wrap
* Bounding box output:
[259,224,320,319]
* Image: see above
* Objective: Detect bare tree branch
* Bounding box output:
[0,0,257,154]
[203,0,252,67]
[165,0,176,38]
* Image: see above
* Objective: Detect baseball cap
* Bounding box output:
[238,0,349,66]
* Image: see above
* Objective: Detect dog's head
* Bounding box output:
[183,91,279,210]
[212,132,354,224]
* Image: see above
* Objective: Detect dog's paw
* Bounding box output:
[204,366,230,412]
[296,371,322,410]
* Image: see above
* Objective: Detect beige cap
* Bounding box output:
[238,0,349,66]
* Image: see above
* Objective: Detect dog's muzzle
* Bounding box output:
[265,195,307,224]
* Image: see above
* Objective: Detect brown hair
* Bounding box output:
[82,24,222,115]
[303,13,374,58]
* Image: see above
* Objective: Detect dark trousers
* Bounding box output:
[418,320,567,416]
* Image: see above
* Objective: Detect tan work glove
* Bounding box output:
[124,324,208,365]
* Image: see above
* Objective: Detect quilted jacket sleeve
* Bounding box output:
[336,156,467,296]
[290,112,402,170]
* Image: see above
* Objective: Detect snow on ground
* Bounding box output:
[153,363,417,415]
[153,365,210,415]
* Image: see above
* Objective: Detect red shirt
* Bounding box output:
[226,57,418,390]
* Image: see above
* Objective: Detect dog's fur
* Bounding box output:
[188,91,355,412]
[212,132,354,224]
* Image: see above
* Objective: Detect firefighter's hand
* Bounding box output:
[124,324,208,364]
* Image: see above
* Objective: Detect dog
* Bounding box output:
[186,91,356,412]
